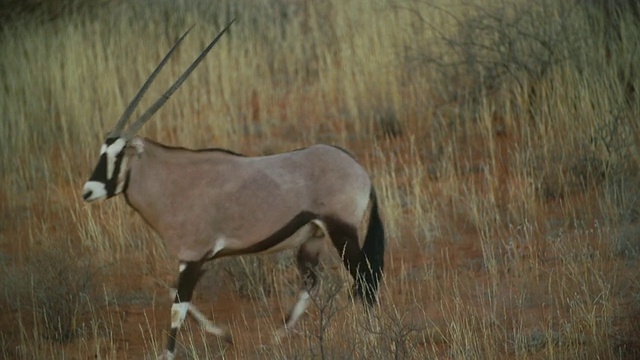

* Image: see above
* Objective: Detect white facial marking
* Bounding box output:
[114,155,129,194]
[99,144,107,155]
[178,263,186,273]
[170,302,189,329]
[105,138,126,179]
[82,181,107,202]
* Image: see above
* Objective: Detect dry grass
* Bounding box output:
[1,0,640,358]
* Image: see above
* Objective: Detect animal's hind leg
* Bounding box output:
[324,218,363,301]
[280,224,325,335]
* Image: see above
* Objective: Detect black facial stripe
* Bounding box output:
[87,142,127,198]
[105,137,119,146]
[88,154,109,182]
[88,136,122,182]
[104,151,126,197]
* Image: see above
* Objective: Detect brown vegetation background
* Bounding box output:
[2,0,640,358]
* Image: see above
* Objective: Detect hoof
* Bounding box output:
[222,331,234,345]
[199,321,233,344]
[274,326,301,342]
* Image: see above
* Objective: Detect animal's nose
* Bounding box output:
[83,190,93,201]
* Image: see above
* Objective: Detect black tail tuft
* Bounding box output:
[355,188,385,306]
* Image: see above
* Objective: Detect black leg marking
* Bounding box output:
[166,328,178,355]
[285,239,322,326]
[297,242,320,290]
[324,215,383,305]
[174,261,205,303]
[323,217,362,284]
[166,260,205,355]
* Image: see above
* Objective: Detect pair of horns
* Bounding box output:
[109,19,235,140]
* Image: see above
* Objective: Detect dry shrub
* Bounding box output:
[615,189,640,256]
[0,0,113,24]
[406,0,640,217]
[221,256,274,301]
[535,148,607,200]
[305,276,353,359]
[371,104,403,139]
[258,273,358,360]
[361,305,428,360]
[405,0,584,117]
[2,242,99,343]
[611,296,640,358]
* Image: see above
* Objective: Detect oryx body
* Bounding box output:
[82,22,385,359]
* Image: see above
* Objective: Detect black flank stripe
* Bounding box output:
[213,211,317,258]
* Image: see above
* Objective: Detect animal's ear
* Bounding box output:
[128,138,145,157]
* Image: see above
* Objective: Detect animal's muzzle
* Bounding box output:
[82,181,108,202]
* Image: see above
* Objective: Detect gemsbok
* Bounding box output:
[82,20,385,359]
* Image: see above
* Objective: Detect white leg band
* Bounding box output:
[286,291,311,329]
[171,302,189,329]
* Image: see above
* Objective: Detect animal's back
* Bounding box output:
[283,144,372,223]
[225,143,372,231]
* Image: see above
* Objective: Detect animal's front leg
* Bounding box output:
[187,303,233,343]
[160,261,204,359]
[167,271,233,344]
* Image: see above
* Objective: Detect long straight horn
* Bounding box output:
[109,25,195,138]
[122,19,236,140]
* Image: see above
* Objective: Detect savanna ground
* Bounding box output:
[2,0,640,358]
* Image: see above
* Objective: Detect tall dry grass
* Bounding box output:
[1,0,640,358]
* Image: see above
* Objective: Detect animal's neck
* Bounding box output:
[123,139,187,233]
[122,138,237,237]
